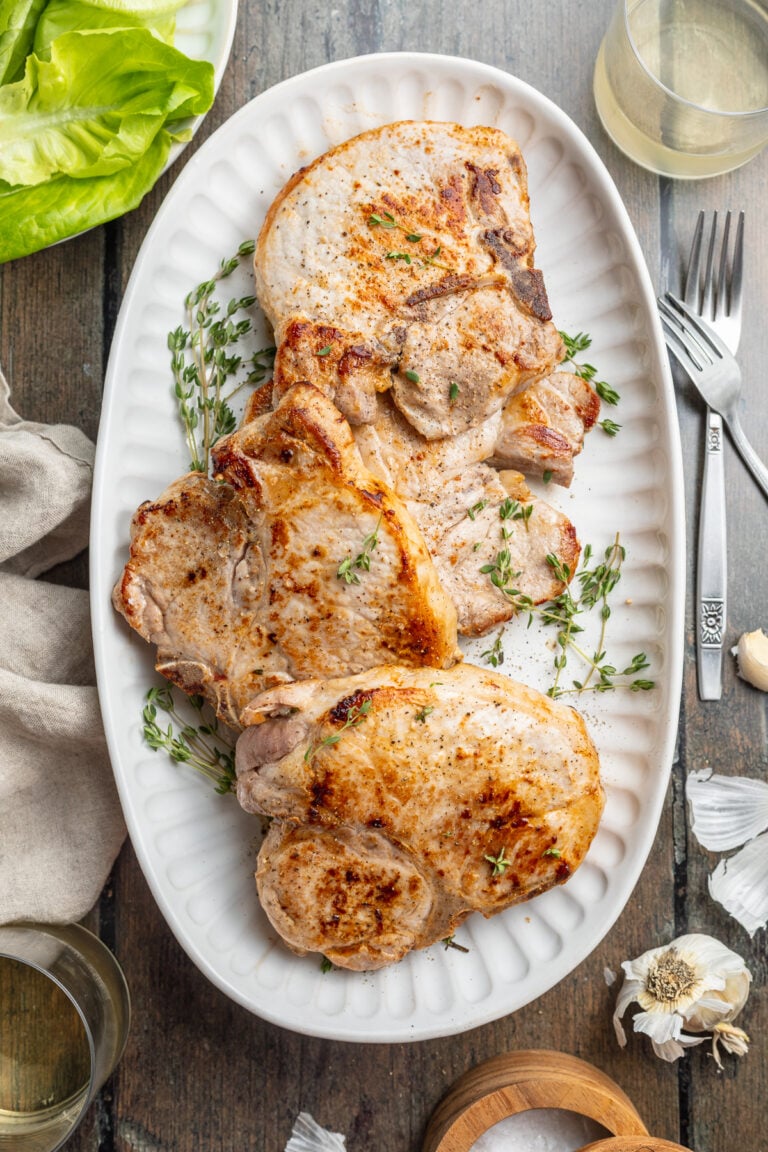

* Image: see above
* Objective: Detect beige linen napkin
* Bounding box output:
[0,369,126,925]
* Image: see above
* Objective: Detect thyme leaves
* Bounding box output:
[169,239,275,474]
[369,210,449,269]
[558,328,621,420]
[539,536,654,699]
[336,516,382,585]
[484,847,511,877]
[304,699,372,763]
[142,686,236,795]
[481,630,505,668]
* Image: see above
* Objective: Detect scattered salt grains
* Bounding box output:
[469,1110,607,1151]
[284,1113,346,1152]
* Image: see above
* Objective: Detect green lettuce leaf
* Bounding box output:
[33,0,178,55]
[0,28,213,185]
[0,0,48,83]
[0,129,172,262]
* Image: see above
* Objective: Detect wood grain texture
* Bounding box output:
[421,1050,649,1152]
[577,1140,692,1152]
[2,1,767,1150]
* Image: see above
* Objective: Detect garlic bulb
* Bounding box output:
[731,628,768,690]
[613,933,751,1067]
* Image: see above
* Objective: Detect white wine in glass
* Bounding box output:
[594,0,768,178]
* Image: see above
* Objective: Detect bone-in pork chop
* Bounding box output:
[113,385,460,726]
[113,472,277,727]
[211,382,461,672]
[489,370,601,486]
[255,121,564,439]
[236,663,604,970]
[352,394,580,635]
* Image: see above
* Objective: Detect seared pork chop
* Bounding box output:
[113,385,460,726]
[489,370,601,486]
[211,383,461,674]
[113,472,278,726]
[414,467,580,637]
[256,121,564,439]
[353,393,580,635]
[236,663,604,970]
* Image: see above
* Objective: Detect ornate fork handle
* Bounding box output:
[697,411,726,700]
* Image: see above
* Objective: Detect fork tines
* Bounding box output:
[684,210,744,336]
[658,293,731,372]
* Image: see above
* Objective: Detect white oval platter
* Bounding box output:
[91,52,685,1043]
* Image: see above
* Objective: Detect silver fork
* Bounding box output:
[684,211,742,700]
[658,293,768,501]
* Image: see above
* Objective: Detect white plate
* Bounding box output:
[166,0,239,171]
[91,52,685,1043]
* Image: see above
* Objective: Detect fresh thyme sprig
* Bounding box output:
[169,239,275,474]
[479,548,534,615]
[484,846,510,877]
[337,516,382,584]
[443,935,470,953]
[141,685,236,794]
[538,535,654,698]
[467,499,488,520]
[479,501,535,614]
[304,699,372,763]
[499,496,533,533]
[369,211,450,269]
[558,329,621,418]
[481,629,505,668]
[369,211,422,240]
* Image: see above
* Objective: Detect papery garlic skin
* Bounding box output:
[613,933,752,1065]
[732,628,768,691]
[709,833,768,938]
[285,1113,346,1152]
[687,770,768,852]
[687,771,768,936]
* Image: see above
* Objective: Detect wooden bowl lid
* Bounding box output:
[422,1049,649,1152]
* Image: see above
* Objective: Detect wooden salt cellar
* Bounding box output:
[422,1050,693,1152]
[579,1142,693,1151]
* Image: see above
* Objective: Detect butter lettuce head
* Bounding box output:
[0,26,214,261]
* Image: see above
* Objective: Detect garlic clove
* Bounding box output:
[687,770,768,852]
[708,832,768,938]
[732,628,768,690]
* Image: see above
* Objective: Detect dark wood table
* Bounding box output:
[3,2,767,1149]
